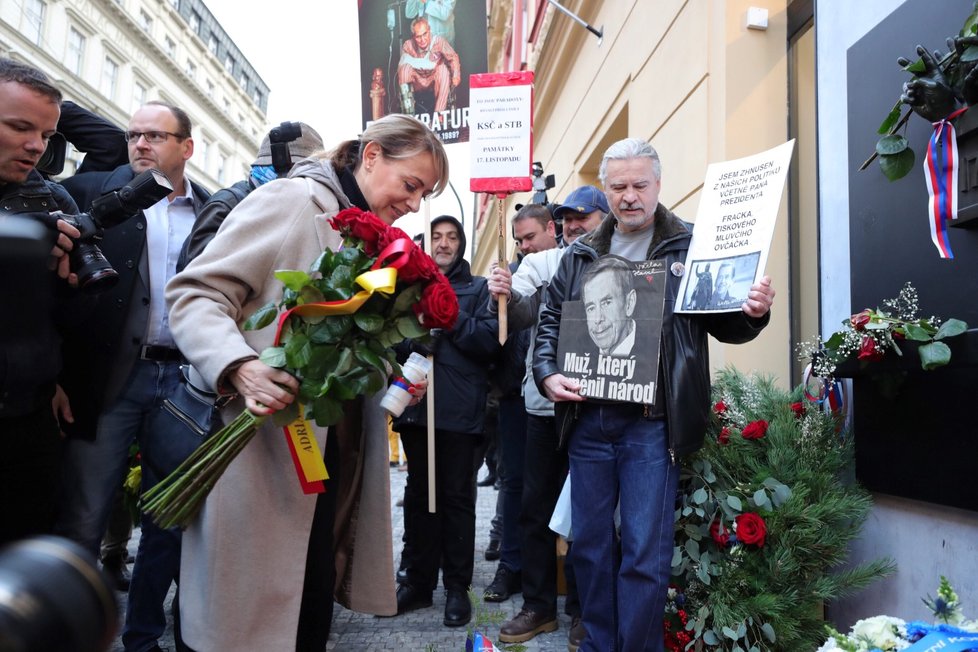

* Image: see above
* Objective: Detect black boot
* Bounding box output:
[100,553,131,592]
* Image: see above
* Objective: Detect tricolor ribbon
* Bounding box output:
[923,107,967,259]
[272,237,414,493]
[802,363,847,430]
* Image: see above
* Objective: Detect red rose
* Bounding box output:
[398,243,440,284]
[790,402,804,418]
[857,335,884,362]
[734,512,767,547]
[377,226,411,254]
[709,519,730,548]
[414,276,459,329]
[741,420,768,440]
[850,309,872,331]
[713,401,728,416]
[717,427,731,445]
[329,207,389,255]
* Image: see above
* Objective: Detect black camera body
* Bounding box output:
[48,168,172,294]
[268,121,304,176]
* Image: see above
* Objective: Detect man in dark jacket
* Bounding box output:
[0,59,79,545]
[394,215,499,628]
[533,138,775,652]
[55,101,210,652]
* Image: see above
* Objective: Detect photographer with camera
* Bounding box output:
[178,121,323,269]
[54,101,210,652]
[0,59,82,546]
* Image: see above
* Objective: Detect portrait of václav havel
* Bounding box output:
[581,256,638,357]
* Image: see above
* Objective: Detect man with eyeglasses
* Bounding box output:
[56,101,210,652]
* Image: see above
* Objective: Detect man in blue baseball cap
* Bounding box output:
[553,185,609,244]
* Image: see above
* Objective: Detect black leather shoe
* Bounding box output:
[443,589,471,627]
[396,584,433,614]
[484,538,501,561]
[395,567,408,584]
[101,554,131,592]
[483,566,521,602]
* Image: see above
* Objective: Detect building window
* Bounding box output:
[238,72,248,88]
[164,35,176,57]
[23,0,46,46]
[189,11,200,34]
[206,79,215,98]
[207,33,218,55]
[169,0,179,9]
[198,139,209,173]
[252,88,263,106]
[185,60,196,80]
[217,153,227,185]
[223,98,230,113]
[100,56,119,100]
[224,55,234,75]
[67,27,86,76]
[132,81,147,114]
[139,9,153,33]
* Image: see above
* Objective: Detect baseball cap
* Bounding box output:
[252,122,325,166]
[553,185,609,220]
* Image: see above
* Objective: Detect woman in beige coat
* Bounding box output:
[165,115,449,651]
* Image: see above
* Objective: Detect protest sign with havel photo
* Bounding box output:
[677,140,794,314]
[557,256,666,405]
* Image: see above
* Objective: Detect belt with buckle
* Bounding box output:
[139,345,183,362]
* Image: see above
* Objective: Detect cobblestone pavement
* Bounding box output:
[112,464,574,651]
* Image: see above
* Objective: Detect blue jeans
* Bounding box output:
[56,359,183,652]
[568,404,678,652]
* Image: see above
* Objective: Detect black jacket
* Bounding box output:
[394,216,500,435]
[532,205,769,458]
[177,178,254,271]
[58,165,210,437]
[0,170,78,415]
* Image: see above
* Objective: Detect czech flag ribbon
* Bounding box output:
[923,107,967,259]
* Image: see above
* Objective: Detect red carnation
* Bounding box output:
[790,401,805,418]
[713,401,728,416]
[415,276,459,329]
[717,426,731,445]
[857,335,884,362]
[741,420,768,440]
[850,309,872,331]
[709,519,730,548]
[734,512,767,547]
[329,207,388,255]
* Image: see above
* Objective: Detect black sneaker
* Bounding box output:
[483,565,521,602]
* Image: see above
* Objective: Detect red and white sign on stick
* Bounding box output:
[469,72,534,193]
[469,71,534,344]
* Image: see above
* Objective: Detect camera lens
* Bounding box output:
[0,536,118,652]
[71,244,120,294]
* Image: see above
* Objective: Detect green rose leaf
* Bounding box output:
[936,318,968,340]
[274,270,311,292]
[334,247,363,268]
[243,302,278,331]
[354,346,387,374]
[919,341,951,370]
[875,134,908,156]
[284,333,313,368]
[392,284,423,314]
[298,285,326,306]
[313,248,334,274]
[312,395,344,426]
[313,315,353,343]
[877,101,903,135]
[879,148,915,181]
[396,314,429,339]
[354,312,385,334]
[305,346,339,379]
[259,346,287,369]
[329,265,354,292]
[904,323,932,342]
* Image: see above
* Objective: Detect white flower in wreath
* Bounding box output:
[850,615,909,650]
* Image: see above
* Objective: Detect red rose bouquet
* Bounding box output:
[142,208,457,529]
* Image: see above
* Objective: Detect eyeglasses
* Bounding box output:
[124,130,187,143]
